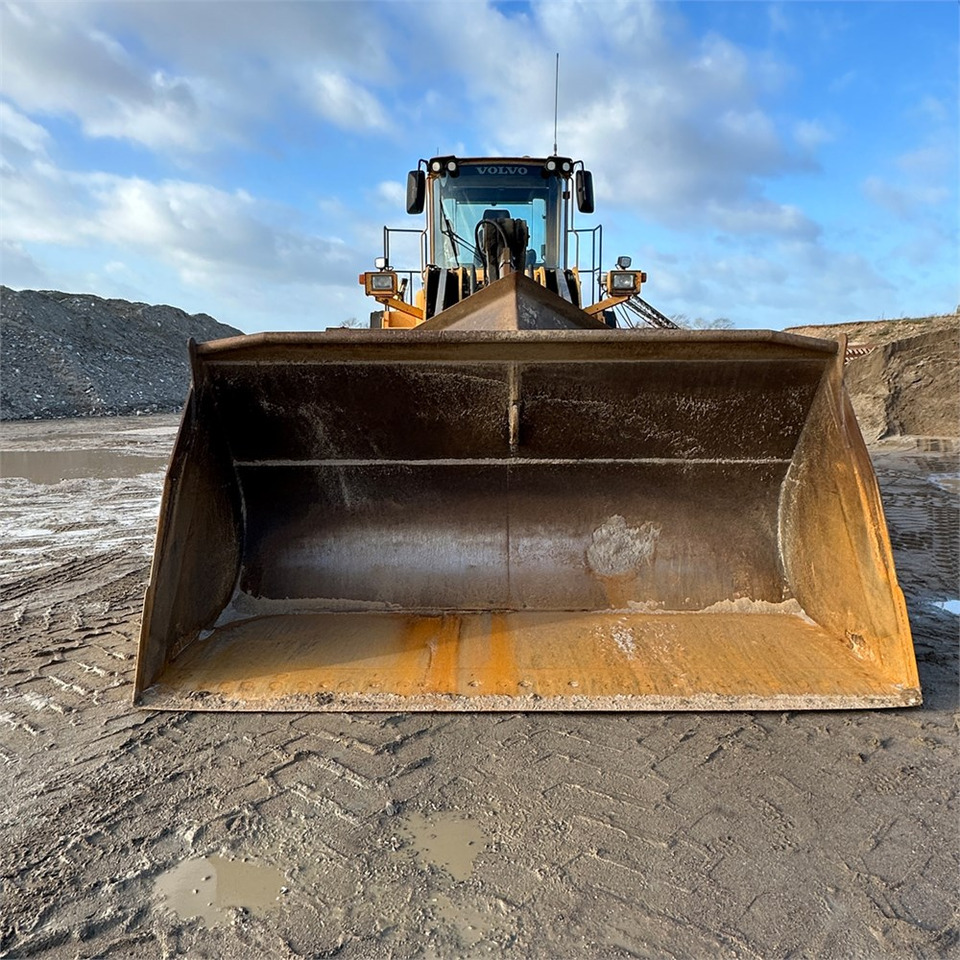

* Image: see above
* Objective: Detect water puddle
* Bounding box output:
[398,811,486,881]
[928,474,960,495]
[916,438,960,453]
[0,449,167,484]
[154,855,285,925]
[930,599,960,616]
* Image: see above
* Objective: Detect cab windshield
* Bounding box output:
[431,163,564,269]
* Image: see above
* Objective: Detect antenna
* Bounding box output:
[552,53,560,155]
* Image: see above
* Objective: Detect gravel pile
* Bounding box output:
[1,286,242,420]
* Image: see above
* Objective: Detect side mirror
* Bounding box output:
[406,170,426,215]
[575,169,595,214]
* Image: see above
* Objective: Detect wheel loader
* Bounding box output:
[134,154,920,711]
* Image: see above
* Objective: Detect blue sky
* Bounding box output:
[1,0,956,332]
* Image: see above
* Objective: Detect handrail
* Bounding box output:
[383,226,427,303]
[569,224,603,306]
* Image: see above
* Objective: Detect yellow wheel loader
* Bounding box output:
[135,154,920,711]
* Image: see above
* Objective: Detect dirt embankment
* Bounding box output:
[0,287,241,420]
[787,314,959,441]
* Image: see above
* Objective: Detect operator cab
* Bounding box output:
[408,156,593,277]
[361,154,647,327]
[425,159,564,271]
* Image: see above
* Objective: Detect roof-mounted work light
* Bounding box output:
[428,156,459,177]
[542,156,573,177]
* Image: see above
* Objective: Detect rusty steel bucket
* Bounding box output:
[135,274,920,711]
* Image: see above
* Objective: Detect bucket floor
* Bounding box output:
[138,611,919,711]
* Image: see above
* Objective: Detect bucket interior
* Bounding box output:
[218,356,816,612]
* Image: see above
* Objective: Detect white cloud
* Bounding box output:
[767,4,791,36]
[1,1,953,331]
[0,146,374,330]
[715,108,784,162]
[416,1,821,239]
[104,260,133,278]
[889,225,955,269]
[707,201,820,240]
[0,101,51,158]
[1,141,361,294]
[88,176,358,287]
[828,70,857,94]
[0,239,50,288]
[896,145,953,178]
[1,3,211,151]
[862,176,950,219]
[793,119,832,152]
[915,95,949,124]
[84,71,207,151]
[311,72,391,133]
[1,160,97,245]
[1,1,400,154]
[376,180,406,208]
[2,1,826,240]
[862,135,956,222]
[690,34,751,99]
[93,1,389,81]
[643,236,897,328]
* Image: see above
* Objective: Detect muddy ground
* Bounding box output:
[0,415,957,959]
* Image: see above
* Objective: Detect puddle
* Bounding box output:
[916,438,960,453]
[398,811,486,881]
[930,599,960,616]
[154,855,285,926]
[0,449,167,484]
[928,474,960,495]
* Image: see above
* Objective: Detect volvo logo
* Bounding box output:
[475,165,528,175]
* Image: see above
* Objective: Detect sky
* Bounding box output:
[1,0,957,332]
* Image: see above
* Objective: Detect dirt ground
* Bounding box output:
[1,415,957,959]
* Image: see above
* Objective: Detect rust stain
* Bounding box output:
[487,614,520,695]
[422,615,462,694]
[398,616,444,693]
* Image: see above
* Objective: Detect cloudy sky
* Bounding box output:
[1,0,956,331]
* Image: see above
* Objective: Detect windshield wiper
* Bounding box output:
[441,211,461,267]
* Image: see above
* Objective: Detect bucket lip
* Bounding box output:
[193,328,841,362]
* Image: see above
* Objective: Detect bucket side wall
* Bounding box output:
[778,354,918,688]
[135,383,244,698]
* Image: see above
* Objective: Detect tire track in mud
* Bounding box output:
[874,450,959,600]
[0,549,144,607]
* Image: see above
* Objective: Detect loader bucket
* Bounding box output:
[135,274,920,711]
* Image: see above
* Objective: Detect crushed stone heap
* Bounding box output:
[1,287,242,420]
